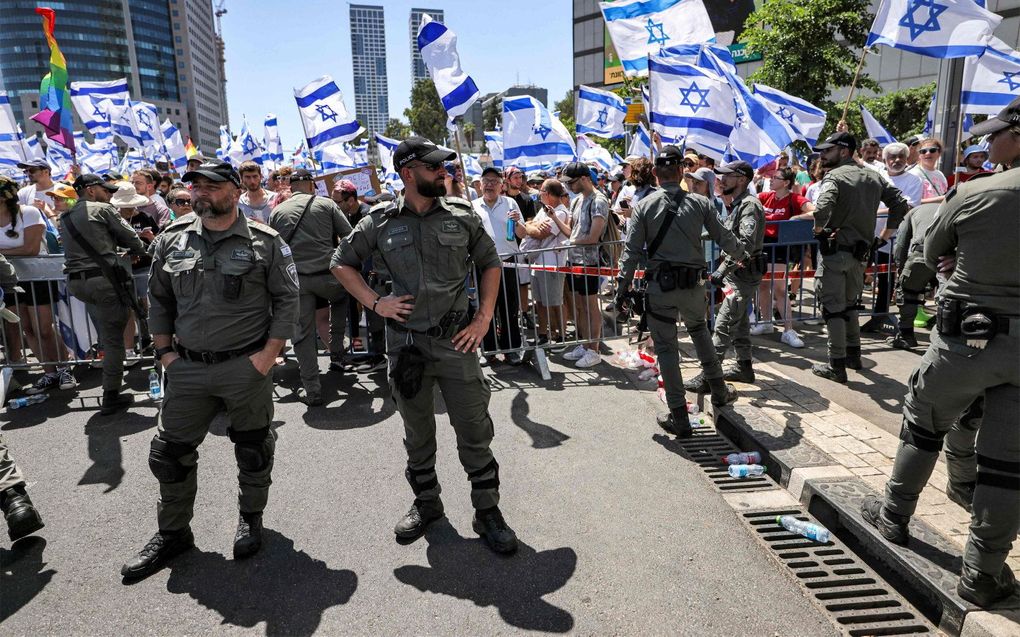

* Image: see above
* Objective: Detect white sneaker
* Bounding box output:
[563,344,587,361]
[749,322,772,336]
[575,348,602,368]
[781,329,805,349]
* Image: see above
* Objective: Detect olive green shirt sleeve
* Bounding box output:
[102,205,147,256]
[147,232,177,335]
[893,213,913,269]
[466,215,501,270]
[266,233,300,340]
[331,215,376,270]
[703,199,748,262]
[923,200,959,271]
[617,199,648,284]
[812,178,838,230]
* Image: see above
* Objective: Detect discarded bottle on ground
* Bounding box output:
[728,464,766,478]
[722,451,762,465]
[776,515,831,543]
[8,394,48,410]
[148,370,162,401]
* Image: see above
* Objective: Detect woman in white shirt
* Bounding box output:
[520,179,571,346]
[908,138,949,203]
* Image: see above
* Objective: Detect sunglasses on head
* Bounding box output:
[918,147,941,155]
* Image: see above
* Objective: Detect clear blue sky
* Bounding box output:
[221,0,573,151]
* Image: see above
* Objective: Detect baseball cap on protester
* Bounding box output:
[715,160,754,181]
[16,158,49,170]
[904,135,922,147]
[392,136,456,170]
[560,162,590,183]
[813,131,857,153]
[654,145,684,166]
[290,168,315,182]
[45,183,77,199]
[969,95,1020,137]
[182,159,241,187]
[480,166,501,179]
[73,173,118,192]
[332,179,357,195]
[687,167,715,182]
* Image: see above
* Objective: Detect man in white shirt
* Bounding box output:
[16,159,55,212]
[237,161,274,224]
[472,167,525,365]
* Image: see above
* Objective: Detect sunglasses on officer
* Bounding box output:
[407,161,444,172]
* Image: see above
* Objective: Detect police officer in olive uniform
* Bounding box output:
[862,97,1020,607]
[889,202,939,350]
[809,132,909,382]
[616,146,746,437]
[269,169,353,405]
[331,137,518,554]
[120,160,299,580]
[685,161,765,393]
[62,174,147,414]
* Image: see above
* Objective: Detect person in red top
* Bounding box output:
[947,145,992,188]
[754,168,815,348]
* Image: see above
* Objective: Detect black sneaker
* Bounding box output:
[958,564,1019,608]
[860,495,909,546]
[722,360,754,383]
[1,486,44,541]
[394,498,445,540]
[297,388,323,406]
[684,372,709,394]
[888,332,918,350]
[23,373,59,396]
[233,512,263,559]
[100,390,134,416]
[354,355,387,373]
[57,367,77,391]
[812,359,848,383]
[120,528,195,580]
[656,408,692,438]
[472,507,518,554]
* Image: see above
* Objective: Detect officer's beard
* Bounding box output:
[417,178,447,198]
[193,198,233,218]
[722,185,739,196]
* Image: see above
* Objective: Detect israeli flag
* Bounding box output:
[923,88,937,137]
[484,131,503,168]
[317,142,358,171]
[600,0,716,77]
[227,119,261,166]
[753,83,827,147]
[350,141,369,168]
[69,78,128,133]
[648,55,734,160]
[78,138,118,174]
[118,149,148,174]
[56,283,96,360]
[263,114,284,169]
[47,142,73,175]
[160,119,187,172]
[294,76,363,155]
[416,14,480,119]
[132,101,163,150]
[375,132,400,175]
[628,122,652,159]
[462,153,483,177]
[662,43,737,75]
[502,96,576,171]
[867,0,1001,58]
[576,85,627,139]
[962,39,1020,115]
[861,106,897,146]
[577,134,615,172]
[24,132,44,162]
[0,93,27,170]
[103,99,145,149]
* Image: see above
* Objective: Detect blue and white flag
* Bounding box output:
[24,132,44,163]
[263,114,284,169]
[160,119,187,172]
[102,98,144,149]
[962,39,1020,115]
[628,122,652,159]
[462,153,483,178]
[131,101,163,151]
[577,134,615,172]
[484,131,503,168]
[227,119,262,167]
[294,75,363,154]
[662,43,737,75]
[56,283,96,360]
[753,83,827,147]
[78,137,118,174]
[0,92,27,172]
[861,106,897,146]
[600,0,716,77]
[648,55,734,159]
[416,14,479,120]
[350,141,369,168]
[375,132,400,174]
[46,141,73,175]
[502,96,576,171]
[217,125,231,159]
[317,143,358,171]
[118,149,148,174]
[923,88,937,137]
[69,78,128,134]
[867,0,1001,58]
[576,85,627,139]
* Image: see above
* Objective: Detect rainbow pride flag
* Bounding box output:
[30,7,75,153]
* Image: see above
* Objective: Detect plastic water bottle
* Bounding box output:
[8,394,48,410]
[506,217,516,241]
[776,515,831,543]
[722,451,762,465]
[686,402,700,415]
[148,370,162,401]
[728,464,766,478]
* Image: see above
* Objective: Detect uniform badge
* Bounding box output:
[170,250,195,259]
[286,262,299,287]
[442,220,460,232]
[231,248,254,262]
[280,244,292,257]
[388,225,408,235]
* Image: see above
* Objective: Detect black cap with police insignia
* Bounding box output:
[813,131,857,153]
[655,145,684,166]
[393,136,456,170]
[182,159,241,187]
[969,95,1020,137]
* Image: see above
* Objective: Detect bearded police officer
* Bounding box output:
[685,160,765,393]
[616,146,746,437]
[862,97,1020,607]
[62,174,147,414]
[269,169,353,405]
[121,160,299,580]
[331,137,517,554]
[809,132,909,382]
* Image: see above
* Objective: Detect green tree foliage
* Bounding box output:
[483,96,502,131]
[845,82,936,142]
[404,79,447,143]
[462,122,476,146]
[384,118,412,140]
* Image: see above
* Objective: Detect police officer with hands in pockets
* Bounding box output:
[616,146,747,438]
[331,137,518,555]
[120,160,299,581]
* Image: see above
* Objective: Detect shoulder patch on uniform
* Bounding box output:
[250,223,280,237]
[444,196,472,210]
[370,201,397,216]
[387,225,409,235]
[286,262,299,287]
[280,244,292,258]
[441,219,461,232]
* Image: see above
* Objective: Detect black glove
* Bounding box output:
[708,267,726,287]
[872,237,888,251]
[614,278,631,314]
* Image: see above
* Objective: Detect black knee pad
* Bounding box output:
[228,427,274,472]
[822,308,849,323]
[467,459,500,492]
[976,453,1020,491]
[900,289,924,304]
[148,435,196,483]
[405,464,439,495]
[899,420,944,453]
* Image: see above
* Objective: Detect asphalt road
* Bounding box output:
[1,353,836,636]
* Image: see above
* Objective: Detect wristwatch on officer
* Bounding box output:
[155,346,175,360]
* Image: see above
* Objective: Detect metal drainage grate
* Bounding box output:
[743,509,935,636]
[675,429,774,492]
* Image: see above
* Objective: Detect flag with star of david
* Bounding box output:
[576,85,627,139]
[867,0,1001,58]
[962,38,1020,115]
[647,54,735,160]
[294,75,363,157]
[502,96,575,171]
[753,83,827,147]
[69,78,128,136]
[600,0,715,78]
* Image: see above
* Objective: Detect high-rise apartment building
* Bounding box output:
[172,0,230,150]
[349,4,389,133]
[409,8,444,85]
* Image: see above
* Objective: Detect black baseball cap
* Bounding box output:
[654,145,684,167]
[970,95,1020,136]
[290,168,314,182]
[480,166,501,179]
[393,136,456,170]
[182,159,241,187]
[813,131,857,153]
[904,135,922,147]
[16,158,49,170]
[73,173,118,192]
[715,160,754,180]
[560,162,590,183]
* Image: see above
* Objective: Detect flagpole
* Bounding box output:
[646,53,655,163]
[293,103,320,176]
[840,47,870,125]
[451,116,473,202]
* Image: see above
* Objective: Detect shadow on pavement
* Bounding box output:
[79,410,157,493]
[0,537,56,622]
[393,518,576,633]
[165,529,357,636]
[510,389,570,449]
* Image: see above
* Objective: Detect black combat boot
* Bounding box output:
[233,512,263,559]
[394,498,445,540]
[1,484,44,541]
[656,408,692,438]
[958,564,1019,608]
[472,506,519,554]
[860,496,909,546]
[888,330,918,350]
[683,372,709,394]
[120,527,195,580]
[723,360,755,383]
[945,481,975,513]
[845,346,863,370]
[100,390,134,416]
[708,377,738,407]
[812,358,848,383]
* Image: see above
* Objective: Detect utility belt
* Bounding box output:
[387,310,468,339]
[739,252,768,276]
[68,268,104,280]
[817,228,870,259]
[654,263,705,292]
[937,298,1019,347]
[175,336,268,364]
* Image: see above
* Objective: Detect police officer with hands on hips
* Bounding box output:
[268,168,353,406]
[616,146,747,438]
[807,131,909,382]
[862,96,1020,608]
[331,137,518,554]
[120,160,299,580]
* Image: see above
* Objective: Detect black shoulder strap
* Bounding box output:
[63,212,146,318]
[284,193,317,244]
[646,191,681,260]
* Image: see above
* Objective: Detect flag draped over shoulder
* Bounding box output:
[867,0,1001,58]
[600,0,715,77]
[416,15,480,120]
[30,7,75,152]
